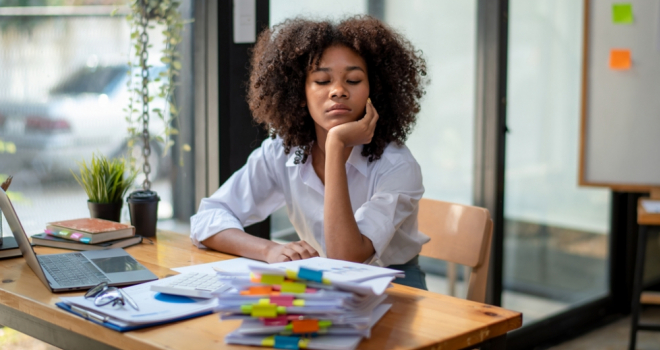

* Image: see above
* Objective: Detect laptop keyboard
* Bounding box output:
[38,253,110,287]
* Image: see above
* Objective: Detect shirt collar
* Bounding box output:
[285,144,368,177]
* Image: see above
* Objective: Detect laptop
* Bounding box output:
[0,188,157,292]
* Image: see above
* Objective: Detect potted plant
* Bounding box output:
[120,0,191,237]
[72,154,137,222]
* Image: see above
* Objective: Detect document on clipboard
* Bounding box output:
[57,279,218,331]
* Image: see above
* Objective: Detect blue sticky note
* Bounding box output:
[298,267,323,283]
[274,335,300,349]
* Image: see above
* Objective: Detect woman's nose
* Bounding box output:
[330,82,349,98]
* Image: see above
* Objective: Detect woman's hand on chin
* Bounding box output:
[326,98,379,149]
[265,240,320,263]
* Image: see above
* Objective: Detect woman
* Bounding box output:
[191,16,429,289]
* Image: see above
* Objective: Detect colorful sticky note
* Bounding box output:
[280,282,306,293]
[260,274,285,285]
[262,315,289,326]
[292,319,319,334]
[252,304,278,318]
[273,335,301,350]
[612,3,633,24]
[609,49,632,70]
[297,267,323,283]
[270,295,295,306]
[246,286,272,295]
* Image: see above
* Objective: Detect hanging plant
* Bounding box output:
[116,0,192,190]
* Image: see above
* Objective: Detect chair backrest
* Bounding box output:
[418,198,493,303]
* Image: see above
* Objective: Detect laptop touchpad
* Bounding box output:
[91,256,146,274]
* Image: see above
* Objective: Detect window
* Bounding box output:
[503,0,611,325]
[0,3,193,235]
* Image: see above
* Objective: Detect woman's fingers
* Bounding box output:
[288,242,313,259]
[298,240,320,257]
[282,246,303,261]
[362,98,375,124]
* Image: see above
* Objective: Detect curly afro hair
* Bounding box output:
[247,15,427,164]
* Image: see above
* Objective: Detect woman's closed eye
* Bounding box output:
[315,80,362,85]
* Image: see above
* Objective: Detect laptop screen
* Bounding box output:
[0,188,52,290]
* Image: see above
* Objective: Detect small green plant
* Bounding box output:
[71,154,138,204]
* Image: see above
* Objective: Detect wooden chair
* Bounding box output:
[418,198,494,304]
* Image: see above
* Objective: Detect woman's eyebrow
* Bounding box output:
[311,66,366,73]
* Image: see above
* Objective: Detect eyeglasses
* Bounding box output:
[85,282,139,311]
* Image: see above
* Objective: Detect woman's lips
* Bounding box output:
[327,104,351,115]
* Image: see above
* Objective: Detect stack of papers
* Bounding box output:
[641,199,660,214]
[215,257,402,350]
[57,280,218,331]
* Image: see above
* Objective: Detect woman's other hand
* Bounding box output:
[265,240,320,263]
[326,98,379,149]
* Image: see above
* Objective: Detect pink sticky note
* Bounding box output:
[270,295,295,306]
[262,315,289,326]
[70,233,83,240]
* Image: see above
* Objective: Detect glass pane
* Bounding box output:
[385,0,475,205]
[504,0,611,325]
[0,5,181,236]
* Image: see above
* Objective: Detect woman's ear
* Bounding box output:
[300,100,307,107]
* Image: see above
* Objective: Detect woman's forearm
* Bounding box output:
[201,228,278,262]
[323,138,375,262]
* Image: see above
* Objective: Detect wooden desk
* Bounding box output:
[0,230,522,350]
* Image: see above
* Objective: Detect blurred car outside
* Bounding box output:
[0,64,170,181]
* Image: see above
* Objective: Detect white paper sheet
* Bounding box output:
[265,257,403,283]
[172,257,268,275]
[641,199,660,213]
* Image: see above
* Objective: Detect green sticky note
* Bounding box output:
[260,274,285,284]
[612,3,633,24]
[280,281,306,293]
[251,304,278,318]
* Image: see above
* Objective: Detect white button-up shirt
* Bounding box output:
[190,137,429,267]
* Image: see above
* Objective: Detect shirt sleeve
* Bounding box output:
[189,138,286,248]
[354,155,424,263]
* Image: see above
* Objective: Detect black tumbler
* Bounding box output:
[127,190,160,238]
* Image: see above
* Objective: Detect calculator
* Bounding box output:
[150,272,231,298]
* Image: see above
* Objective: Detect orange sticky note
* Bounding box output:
[609,49,631,70]
[292,319,319,334]
[247,286,272,295]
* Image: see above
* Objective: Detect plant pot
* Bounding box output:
[87,201,123,222]
[127,190,160,237]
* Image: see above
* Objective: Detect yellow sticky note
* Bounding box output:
[612,3,633,24]
[610,49,631,70]
[260,274,284,285]
[280,281,306,293]
[251,304,278,318]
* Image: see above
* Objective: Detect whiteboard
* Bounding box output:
[580,0,660,191]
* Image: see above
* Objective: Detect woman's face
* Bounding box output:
[305,45,370,133]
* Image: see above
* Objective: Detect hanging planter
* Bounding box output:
[123,0,190,237]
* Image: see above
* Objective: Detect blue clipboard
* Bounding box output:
[56,302,213,332]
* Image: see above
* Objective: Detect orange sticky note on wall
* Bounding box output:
[609,49,631,70]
